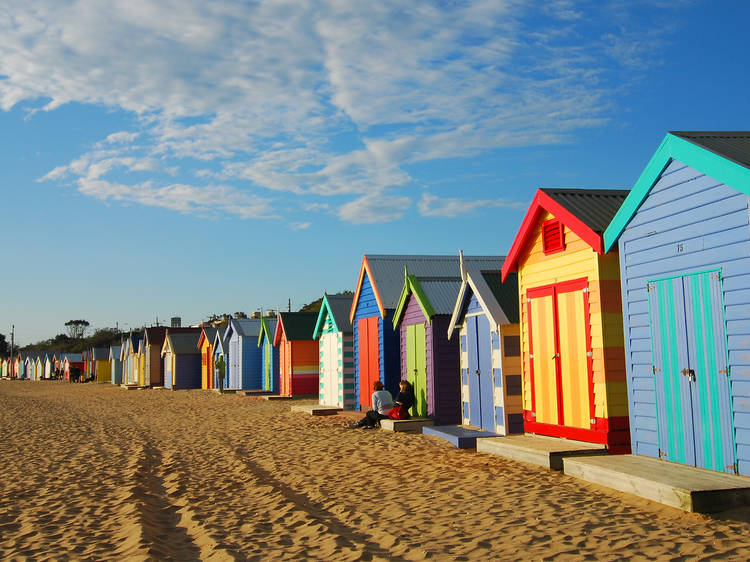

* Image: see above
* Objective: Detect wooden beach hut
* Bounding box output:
[603,131,750,474]
[92,347,110,382]
[161,329,202,390]
[34,355,44,380]
[257,316,279,393]
[44,354,55,379]
[224,318,263,390]
[143,326,198,387]
[24,356,34,380]
[198,325,218,390]
[392,256,501,423]
[1,359,7,378]
[110,345,122,385]
[274,312,319,397]
[313,293,355,409]
[501,188,631,451]
[62,353,84,380]
[212,329,229,389]
[448,254,522,434]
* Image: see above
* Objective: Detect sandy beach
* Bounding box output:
[1,381,750,560]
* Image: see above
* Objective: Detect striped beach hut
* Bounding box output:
[313,293,355,409]
[110,345,123,385]
[449,255,521,434]
[501,188,631,451]
[44,354,55,379]
[1,359,7,378]
[224,318,263,390]
[392,256,501,423]
[34,355,44,380]
[604,131,750,475]
[198,325,218,390]
[161,329,202,390]
[274,312,319,396]
[257,316,279,393]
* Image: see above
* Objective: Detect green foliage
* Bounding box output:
[64,319,90,339]
[22,327,124,354]
[298,290,353,313]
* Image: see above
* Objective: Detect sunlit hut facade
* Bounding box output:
[257,316,279,393]
[197,325,218,390]
[448,254,521,435]
[274,312,319,397]
[161,329,202,390]
[92,347,110,382]
[604,131,750,475]
[313,293,355,409]
[224,317,263,390]
[212,329,229,389]
[110,345,122,385]
[501,188,631,451]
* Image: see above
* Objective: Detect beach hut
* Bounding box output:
[122,333,142,385]
[161,329,202,390]
[448,255,522,434]
[1,359,7,378]
[24,357,34,380]
[501,188,631,451]
[110,345,122,385]
[391,256,501,423]
[62,353,84,380]
[274,312,319,396]
[92,347,110,382]
[198,325,218,390]
[143,326,198,387]
[603,131,750,474]
[34,355,44,380]
[224,318,264,390]
[44,354,55,379]
[212,329,229,389]
[257,316,279,393]
[313,293,355,409]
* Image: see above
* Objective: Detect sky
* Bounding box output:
[1,0,749,345]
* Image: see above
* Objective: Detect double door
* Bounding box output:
[527,278,592,430]
[406,323,427,417]
[648,270,735,473]
[466,314,495,431]
[357,317,380,409]
[320,333,340,407]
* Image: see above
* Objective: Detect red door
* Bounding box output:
[358,316,380,409]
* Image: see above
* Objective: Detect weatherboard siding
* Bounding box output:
[431,315,461,424]
[618,159,750,473]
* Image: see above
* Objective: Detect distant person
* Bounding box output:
[349,381,393,429]
[215,356,225,393]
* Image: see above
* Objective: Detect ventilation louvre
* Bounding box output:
[542,219,565,254]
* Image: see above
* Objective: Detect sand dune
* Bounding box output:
[1,380,750,560]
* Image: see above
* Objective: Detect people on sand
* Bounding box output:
[215,356,225,393]
[392,380,415,419]
[349,381,393,429]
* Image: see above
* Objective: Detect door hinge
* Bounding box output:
[652,366,660,374]
[658,449,668,459]
[720,368,729,376]
[727,462,739,474]
[586,351,593,357]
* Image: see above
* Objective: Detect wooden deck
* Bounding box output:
[380,419,434,433]
[563,454,750,513]
[290,404,342,416]
[477,434,608,470]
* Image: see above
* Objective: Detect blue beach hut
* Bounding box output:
[223,317,263,390]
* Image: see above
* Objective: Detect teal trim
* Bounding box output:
[646,283,663,458]
[663,281,686,464]
[700,272,723,471]
[691,274,713,469]
[313,295,340,340]
[604,133,750,251]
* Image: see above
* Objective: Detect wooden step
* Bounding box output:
[380,418,434,433]
[477,434,608,470]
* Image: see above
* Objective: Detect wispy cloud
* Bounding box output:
[418,193,527,218]
[0,0,682,224]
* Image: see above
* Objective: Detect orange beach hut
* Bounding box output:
[274,311,319,397]
[501,188,631,451]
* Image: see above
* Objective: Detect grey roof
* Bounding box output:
[540,189,629,234]
[228,318,263,338]
[325,294,353,332]
[61,353,83,362]
[671,131,750,169]
[482,271,519,324]
[92,347,109,360]
[165,332,201,355]
[110,345,122,360]
[419,279,463,315]
[201,326,218,342]
[363,255,502,310]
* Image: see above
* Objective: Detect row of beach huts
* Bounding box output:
[5,132,750,501]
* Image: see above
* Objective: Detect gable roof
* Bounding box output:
[257,316,278,347]
[501,188,629,281]
[313,293,354,339]
[109,345,122,360]
[350,254,502,321]
[162,330,201,355]
[212,329,228,355]
[274,312,318,345]
[604,131,750,251]
[197,326,218,350]
[225,317,263,341]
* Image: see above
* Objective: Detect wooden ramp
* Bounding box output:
[477,435,608,470]
[564,454,750,513]
[422,425,497,449]
[380,419,434,433]
[290,404,342,416]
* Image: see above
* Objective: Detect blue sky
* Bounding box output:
[1,0,749,345]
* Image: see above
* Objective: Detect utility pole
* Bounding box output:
[288,298,291,312]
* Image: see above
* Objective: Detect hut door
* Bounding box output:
[467,314,495,431]
[648,271,735,473]
[406,323,428,417]
[263,340,271,391]
[357,317,380,409]
[321,333,339,406]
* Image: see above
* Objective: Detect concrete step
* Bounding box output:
[422,425,498,448]
[477,434,608,470]
[291,404,342,416]
[380,418,434,433]
[563,454,750,513]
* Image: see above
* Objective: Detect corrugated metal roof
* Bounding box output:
[419,279,463,315]
[61,353,83,362]
[230,318,263,338]
[482,271,519,324]
[166,332,201,354]
[671,131,750,169]
[325,294,353,332]
[201,326,218,341]
[110,345,122,359]
[92,347,109,360]
[539,189,629,234]
[278,312,318,341]
[366,255,501,310]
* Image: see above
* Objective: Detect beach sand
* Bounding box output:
[1,381,750,560]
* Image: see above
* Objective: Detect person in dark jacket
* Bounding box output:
[393,380,415,419]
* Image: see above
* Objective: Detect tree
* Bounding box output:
[65,319,90,339]
[0,333,7,358]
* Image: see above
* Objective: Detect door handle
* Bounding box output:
[681,368,696,382]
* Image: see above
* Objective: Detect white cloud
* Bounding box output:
[418,193,526,218]
[1,0,682,224]
[289,221,311,231]
[337,192,412,224]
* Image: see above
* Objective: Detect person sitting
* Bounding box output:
[349,381,393,429]
[391,380,415,419]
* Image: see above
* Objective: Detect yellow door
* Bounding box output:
[529,294,558,425]
[557,289,590,429]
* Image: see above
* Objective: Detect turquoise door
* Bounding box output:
[648,270,735,473]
